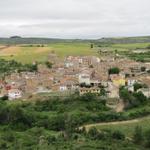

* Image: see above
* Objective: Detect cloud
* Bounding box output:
[0,0,150,38]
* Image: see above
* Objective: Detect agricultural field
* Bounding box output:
[0,41,150,64]
[96,42,150,62]
[111,42,150,49]
[0,43,97,64]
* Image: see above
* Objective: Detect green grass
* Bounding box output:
[0,43,98,64]
[49,43,98,57]
[1,42,149,64]
[96,116,150,137]
[112,43,150,49]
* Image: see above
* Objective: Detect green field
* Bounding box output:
[94,116,150,137]
[0,43,97,64]
[0,42,150,64]
[112,42,150,49]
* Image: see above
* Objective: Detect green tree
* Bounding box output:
[108,67,120,75]
[133,83,143,92]
[45,61,53,69]
[141,66,146,72]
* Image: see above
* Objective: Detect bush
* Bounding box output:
[0,95,8,101]
[112,130,125,140]
[133,126,143,144]
[88,127,99,140]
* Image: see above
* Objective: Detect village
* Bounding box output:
[0,52,150,101]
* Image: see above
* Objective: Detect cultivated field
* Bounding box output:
[0,43,97,64]
[0,42,150,64]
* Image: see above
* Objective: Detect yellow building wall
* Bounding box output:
[113,79,126,87]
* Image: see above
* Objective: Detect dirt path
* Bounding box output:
[80,116,150,131]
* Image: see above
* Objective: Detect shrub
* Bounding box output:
[112,130,125,140]
[133,126,143,144]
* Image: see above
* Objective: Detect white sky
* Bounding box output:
[0,0,150,39]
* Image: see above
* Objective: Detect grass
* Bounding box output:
[112,43,150,49]
[0,42,149,64]
[0,43,97,64]
[0,46,53,64]
[48,43,98,58]
[96,116,150,137]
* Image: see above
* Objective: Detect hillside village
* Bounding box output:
[0,53,150,100]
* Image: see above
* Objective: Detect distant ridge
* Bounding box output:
[97,36,150,44]
[0,36,150,44]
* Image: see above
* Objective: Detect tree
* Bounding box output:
[0,95,8,101]
[133,126,143,144]
[133,92,147,104]
[141,66,146,72]
[45,61,53,69]
[133,83,143,92]
[100,87,107,96]
[108,67,120,75]
[119,87,131,102]
[90,44,94,49]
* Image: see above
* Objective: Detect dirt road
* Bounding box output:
[80,116,150,131]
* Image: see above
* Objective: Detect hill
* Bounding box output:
[0,37,89,45]
[96,36,150,44]
[1,36,150,45]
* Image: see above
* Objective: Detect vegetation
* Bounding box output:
[0,43,97,63]
[108,67,120,75]
[133,83,147,92]
[0,92,149,149]
[0,59,37,77]
[45,61,53,69]
[119,86,148,109]
[0,37,150,149]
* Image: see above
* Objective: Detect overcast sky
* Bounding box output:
[0,0,150,39]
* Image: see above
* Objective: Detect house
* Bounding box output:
[35,86,52,94]
[59,77,79,92]
[8,89,22,100]
[79,70,91,85]
[65,61,74,68]
[79,87,100,95]
[127,79,137,86]
[110,74,126,87]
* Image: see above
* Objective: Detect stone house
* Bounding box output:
[79,87,100,95]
